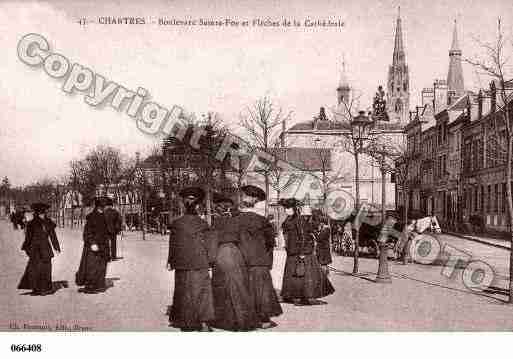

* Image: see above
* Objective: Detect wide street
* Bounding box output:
[2,219,513,331]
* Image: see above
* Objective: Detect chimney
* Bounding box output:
[490,81,497,113]
[466,97,471,122]
[477,90,483,120]
[433,80,448,114]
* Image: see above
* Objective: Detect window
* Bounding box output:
[495,184,499,213]
[474,186,479,212]
[487,185,492,213]
[481,185,485,213]
[503,183,507,213]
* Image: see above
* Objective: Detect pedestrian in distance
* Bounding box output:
[401,219,418,265]
[167,187,215,332]
[76,196,111,294]
[10,211,18,230]
[279,198,335,306]
[237,185,282,329]
[104,197,122,261]
[18,203,61,296]
[210,192,259,331]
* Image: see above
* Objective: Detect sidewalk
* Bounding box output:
[444,231,510,250]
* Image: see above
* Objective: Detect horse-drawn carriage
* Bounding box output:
[331,209,441,258]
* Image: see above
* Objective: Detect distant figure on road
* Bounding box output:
[10,211,18,230]
[104,197,122,261]
[398,219,418,265]
[210,192,258,331]
[18,203,61,296]
[167,187,215,332]
[76,197,110,294]
[279,198,334,306]
[237,185,282,329]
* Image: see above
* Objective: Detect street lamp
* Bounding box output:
[158,189,165,234]
[135,163,146,241]
[371,142,393,284]
[350,110,374,275]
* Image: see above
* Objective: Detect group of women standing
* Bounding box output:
[167,185,335,332]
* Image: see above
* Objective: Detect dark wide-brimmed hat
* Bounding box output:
[240,185,266,202]
[213,192,234,205]
[179,187,205,202]
[93,196,109,207]
[105,197,115,206]
[278,198,303,209]
[31,202,50,213]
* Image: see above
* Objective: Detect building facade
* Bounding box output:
[398,19,513,233]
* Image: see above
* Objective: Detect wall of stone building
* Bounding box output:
[462,170,510,232]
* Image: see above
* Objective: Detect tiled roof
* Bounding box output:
[240,147,331,172]
[287,119,404,133]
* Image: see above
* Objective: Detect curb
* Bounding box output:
[444,232,510,251]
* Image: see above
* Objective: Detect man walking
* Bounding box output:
[105,197,122,261]
[76,197,110,294]
[237,185,282,329]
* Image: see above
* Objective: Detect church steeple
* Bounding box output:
[392,6,405,66]
[337,56,350,106]
[447,20,465,104]
[386,7,410,123]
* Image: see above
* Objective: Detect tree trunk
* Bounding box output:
[381,166,386,224]
[404,187,409,226]
[353,151,360,274]
[205,183,212,226]
[265,173,269,217]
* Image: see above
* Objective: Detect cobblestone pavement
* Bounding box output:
[2,221,513,331]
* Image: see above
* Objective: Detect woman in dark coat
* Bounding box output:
[76,197,110,293]
[237,185,282,329]
[167,187,215,332]
[210,193,258,331]
[18,203,61,296]
[279,198,334,306]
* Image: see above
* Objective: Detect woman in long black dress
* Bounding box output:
[210,193,258,331]
[279,198,334,305]
[18,203,61,296]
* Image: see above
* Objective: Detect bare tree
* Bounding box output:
[330,90,370,274]
[365,136,401,223]
[465,18,513,302]
[239,96,292,216]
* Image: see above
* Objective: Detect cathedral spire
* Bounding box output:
[392,6,405,66]
[450,19,460,52]
[337,56,350,106]
[338,55,349,89]
[386,6,409,123]
[447,20,465,103]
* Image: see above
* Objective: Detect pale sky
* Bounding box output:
[0,0,512,186]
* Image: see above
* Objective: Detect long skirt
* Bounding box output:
[211,243,258,331]
[75,246,107,289]
[170,268,215,330]
[18,257,52,292]
[248,266,283,321]
[281,253,335,301]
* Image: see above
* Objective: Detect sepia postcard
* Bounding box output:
[1,0,513,356]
